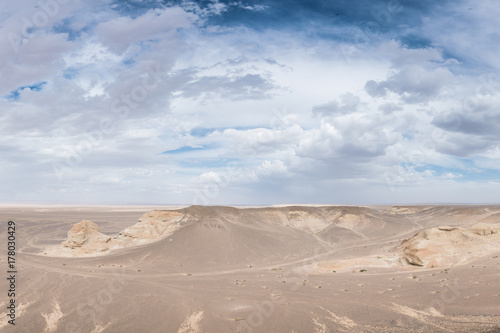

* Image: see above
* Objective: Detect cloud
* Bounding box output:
[1,0,499,204]
[95,7,196,54]
[379,102,402,114]
[434,93,500,135]
[312,92,361,116]
[178,73,277,101]
[0,32,73,95]
[255,159,290,178]
[365,66,455,103]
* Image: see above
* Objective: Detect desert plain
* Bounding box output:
[1,204,500,333]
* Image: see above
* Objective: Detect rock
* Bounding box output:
[437,226,457,231]
[62,220,111,252]
[397,224,500,268]
[118,211,186,239]
[469,223,499,236]
[57,211,190,256]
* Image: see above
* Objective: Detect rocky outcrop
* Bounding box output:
[397,224,500,268]
[118,210,187,239]
[58,211,191,256]
[469,222,499,236]
[54,206,407,257]
[384,206,425,215]
[62,220,111,254]
[55,206,500,259]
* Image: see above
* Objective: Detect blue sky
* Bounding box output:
[0,0,499,205]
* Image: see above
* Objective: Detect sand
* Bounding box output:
[1,205,500,332]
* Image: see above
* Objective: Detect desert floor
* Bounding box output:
[1,205,500,333]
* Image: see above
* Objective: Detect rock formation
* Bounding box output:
[118,210,187,239]
[397,223,500,268]
[62,220,111,254]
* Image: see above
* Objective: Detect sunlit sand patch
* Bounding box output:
[312,317,327,333]
[388,303,450,331]
[42,301,64,333]
[389,303,443,320]
[177,311,204,333]
[91,322,111,333]
[319,306,357,328]
[17,302,33,318]
[313,254,399,273]
[0,301,33,330]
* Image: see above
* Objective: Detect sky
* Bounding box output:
[1,0,500,205]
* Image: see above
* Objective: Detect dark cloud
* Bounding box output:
[398,34,433,49]
[110,0,458,46]
[432,108,500,137]
[433,133,494,157]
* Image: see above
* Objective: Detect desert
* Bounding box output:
[3,0,500,332]
[1,205,500,332]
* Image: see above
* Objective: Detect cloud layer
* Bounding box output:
[0,0,499,205]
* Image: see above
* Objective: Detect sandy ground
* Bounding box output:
[1,205,500,333]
